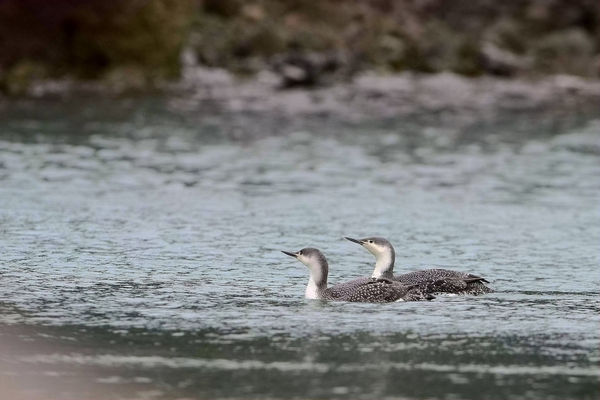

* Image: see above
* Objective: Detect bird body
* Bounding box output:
[328,277,434,301]
[282,248,432,302]
[344,237,493,295]
[396,268,492,295]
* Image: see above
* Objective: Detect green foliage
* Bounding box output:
[191,13,287,73]
[0,0,194,92]
[0,60,48,95]
[0,0,598,94]
[486,19,528,55]
[531,29,596,76]
[67,0,195,80]
[454,41,484,77]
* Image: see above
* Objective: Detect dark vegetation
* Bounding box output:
[0,0,598,94]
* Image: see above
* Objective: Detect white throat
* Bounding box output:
[371,251,393,278]
[305,276,320,299]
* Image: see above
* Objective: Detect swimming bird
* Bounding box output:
[344,237,493,295]
[281,248,433,302]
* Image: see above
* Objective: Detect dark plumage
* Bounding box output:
[326,277,435,302]
[396,269,492,295]
[344,236,493,295]
[282,248,433,302]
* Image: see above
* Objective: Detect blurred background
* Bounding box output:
[0,1,599,400]
[0,0,599,93]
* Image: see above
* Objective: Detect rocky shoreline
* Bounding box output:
[171,67,600,121]
[3,68,600,136]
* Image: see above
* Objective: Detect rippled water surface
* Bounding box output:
[0,98,599,399]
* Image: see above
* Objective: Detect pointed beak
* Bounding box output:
[344,237,364,245]
[281,250,298,258]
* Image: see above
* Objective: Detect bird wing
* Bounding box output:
[396,269,491,294]
[325,279,403,303]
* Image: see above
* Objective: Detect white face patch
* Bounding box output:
[297,254,310,266]
[296,252,325,299]
[362,241,394,278]
[297,253,319,274]
[364,242,381,256]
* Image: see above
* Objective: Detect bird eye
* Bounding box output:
[368,240,373,244]
[298,250,303,255]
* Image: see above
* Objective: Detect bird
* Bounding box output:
[281,248,433,302]
[344,237,493,295]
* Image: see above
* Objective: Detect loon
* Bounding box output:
[281,248,433,302]
[344,237,493,295]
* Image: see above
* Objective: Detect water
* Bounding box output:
[0,97,599,399]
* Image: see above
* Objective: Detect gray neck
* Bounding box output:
[306,275,328,299]
[371,247,395,279]
[306,261,328,299]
